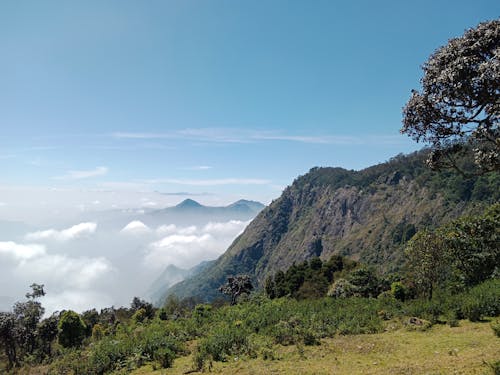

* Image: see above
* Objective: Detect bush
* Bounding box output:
[490,320,500,338]
[153,347,175,368]
[194,322,251,369]
[58,310,87,348]
[391,282,407,302]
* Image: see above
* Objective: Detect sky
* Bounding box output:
[0,1,498,312]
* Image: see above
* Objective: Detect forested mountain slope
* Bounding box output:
[165,150,499,302]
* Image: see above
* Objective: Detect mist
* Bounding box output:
[0,188,261,314]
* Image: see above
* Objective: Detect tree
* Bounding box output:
[25,283,45,300]
[0,312,18,369]
[13,296,45,355]
[402,20,500,175]
[404,229,450,300]
[36,313,59,357]
[58,310,87,348]
[130,297,155,320]
[441,203,500,287]
[218,275,253,305]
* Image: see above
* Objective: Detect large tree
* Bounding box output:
[402,19,499,175]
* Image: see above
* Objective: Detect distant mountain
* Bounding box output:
[165,149,499,302]
[147,260,215,304]
[148,199,265,225]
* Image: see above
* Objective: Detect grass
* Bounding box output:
[129,320,499,375]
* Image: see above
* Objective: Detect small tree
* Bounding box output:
[0,312,18,369]
[402,20,500,175]
[218,275,253,305]
[58,310,87,348]
[404,229,450,300]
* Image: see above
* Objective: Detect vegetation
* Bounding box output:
[402,19,500,175]
[167,148,499,302]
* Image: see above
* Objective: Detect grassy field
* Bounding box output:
[131,320,499,375]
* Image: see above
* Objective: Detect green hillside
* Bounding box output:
[165,149,499,302]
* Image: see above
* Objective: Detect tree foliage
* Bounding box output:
[58,310,87,348]
[402,20,500,174]
[404,203,499,298]
[219,275,254,305]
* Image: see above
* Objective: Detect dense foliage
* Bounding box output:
[402,19,500,174]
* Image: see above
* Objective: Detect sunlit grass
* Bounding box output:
[131,319,499,375]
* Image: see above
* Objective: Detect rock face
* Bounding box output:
[164,151,499,302]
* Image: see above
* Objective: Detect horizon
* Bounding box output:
[1,1,498,313]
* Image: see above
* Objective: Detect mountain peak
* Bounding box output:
[175,199,203,208]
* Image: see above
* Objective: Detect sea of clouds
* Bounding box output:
[0,217,250,315]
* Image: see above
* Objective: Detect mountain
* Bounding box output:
[147,260,215,304]
[165,150,499,302]
[148,199,265,225]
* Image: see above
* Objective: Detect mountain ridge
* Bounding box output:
[164,149,499,302]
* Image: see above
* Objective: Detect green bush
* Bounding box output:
[490,320,500,338]
[153,347,175,368]
[58,310,87,348]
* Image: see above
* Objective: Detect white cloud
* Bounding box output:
[202,220,249,236]
[145,233,217,269]
[25,222,97,241]
[0,240,114,314]
[56,166,108,180]
[120,220,151,235]
[0,241,46,261]
[145,220,250,269]
[156,224,197,236]
[16,254,112,289]
[41,290,114,315]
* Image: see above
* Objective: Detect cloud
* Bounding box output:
[56,166,108,180]
[40,290,114,316]
[111,128,411,146]
[202,220,249,236]
[183,166,213,170]
[120,220,151,235]
[145,233,217,269]
[144,178,271,186]
[145,220,250,269]
[25,222,97,241]
[156,224,197,236]
[0,239,114,314]
[0,241,46,261]
[15,254,112,289]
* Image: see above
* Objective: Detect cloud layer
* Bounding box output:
[0,216,251,314]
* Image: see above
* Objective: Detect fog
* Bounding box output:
[0,188,259,314]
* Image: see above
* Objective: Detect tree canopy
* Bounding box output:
[402,19,500,175]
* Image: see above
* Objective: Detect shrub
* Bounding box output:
[490,320,500,338]
[153,347,175,368]
[391,282,407,302]
[58,310,87,348]
[194,323,250,369]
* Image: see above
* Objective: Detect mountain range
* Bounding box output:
[164,150,499,302]
[148,199,265,226]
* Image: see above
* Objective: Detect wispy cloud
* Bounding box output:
[56,166,109,180]
[182,165,213,171]
[111,128,409,145]
[144,178,271,186]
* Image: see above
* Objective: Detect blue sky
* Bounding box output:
[1,0,499,205]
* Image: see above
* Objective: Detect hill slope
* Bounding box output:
[165,150,499,302]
